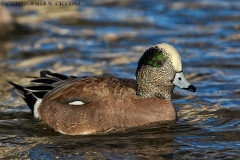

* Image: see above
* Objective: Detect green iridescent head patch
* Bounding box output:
[145,51,165,67]
[136,46,166,75]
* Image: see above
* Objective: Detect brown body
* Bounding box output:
[39,76,176,135]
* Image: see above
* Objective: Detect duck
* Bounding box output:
[9,43,196,135]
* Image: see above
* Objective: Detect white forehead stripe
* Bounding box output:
[157,43,182,72]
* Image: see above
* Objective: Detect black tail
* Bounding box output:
[8,70,76,113]
[8,81,39,112]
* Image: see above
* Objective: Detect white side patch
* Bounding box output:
[34,99,42,119]
[157,43,182,72]
[69,101,85,105]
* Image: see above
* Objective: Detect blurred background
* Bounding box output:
[1,0,240,159]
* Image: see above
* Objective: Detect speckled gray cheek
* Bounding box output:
[136,66,175,99]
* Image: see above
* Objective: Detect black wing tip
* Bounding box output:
[30,78,58,84]
[39,70,71,80]
[40,70,52,77]
[8,70,77,113]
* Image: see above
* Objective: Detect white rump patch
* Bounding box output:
[34,99,42,119]
[157,43,182,72]
[69,101,85,105]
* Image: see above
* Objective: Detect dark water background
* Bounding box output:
[1,0,240,159]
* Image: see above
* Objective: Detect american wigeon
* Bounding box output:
[9,43,196,135]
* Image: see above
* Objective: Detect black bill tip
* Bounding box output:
[188,85,196,92]
[183,85,196,92]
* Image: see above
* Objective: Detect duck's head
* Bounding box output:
[135,43,196,100]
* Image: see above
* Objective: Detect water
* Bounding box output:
[1,0,240,159]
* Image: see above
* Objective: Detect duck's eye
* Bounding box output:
[157,61,163,66]
[178,77,182,80]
